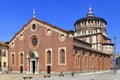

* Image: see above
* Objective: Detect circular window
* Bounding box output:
[59,34,66,41]
[19,34,24,40]
[32,37,37,46]
[32,24,36,30]
[47,29,51,34]
[11,42,15,48]
[46,29,52,36]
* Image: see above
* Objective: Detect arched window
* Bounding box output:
[47,50,51,64]
[3,50,6,57]
[60,49,65,64]
[85,56,87,66]
[91,57,93,67]
[20,53,24,64]
[12,54,15,65]
[78,55,80,66]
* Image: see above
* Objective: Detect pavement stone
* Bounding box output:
[0,70,120,80]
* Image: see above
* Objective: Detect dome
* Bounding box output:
[74,7,107,26]
[74,16,107,26]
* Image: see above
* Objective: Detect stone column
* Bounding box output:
[37,60,39,73]
[30,60,33,73]
[35,59,38,74]
[27,59,30,74]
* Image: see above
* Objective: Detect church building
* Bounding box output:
[6,7,114,74]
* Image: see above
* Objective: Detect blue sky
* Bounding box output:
[0,0,120,53]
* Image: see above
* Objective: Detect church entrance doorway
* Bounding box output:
[27,51,39,74]
[32,61,35,73]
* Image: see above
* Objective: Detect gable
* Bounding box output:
[9,18,68,46]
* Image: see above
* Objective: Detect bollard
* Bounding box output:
[48,75,51,77]
[59,75,61,77]
[59,72,64,77]
[6,71,8,74]
[44,76,46,78]
[71,72,74,77]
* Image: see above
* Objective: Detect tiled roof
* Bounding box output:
[73,39,111,56]
[0,41,6,46]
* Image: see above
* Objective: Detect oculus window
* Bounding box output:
[32,37,37,46]
[32,24,36,30]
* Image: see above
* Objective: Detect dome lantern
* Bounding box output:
[87,6,94,17]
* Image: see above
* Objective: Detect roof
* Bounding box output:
[0,41,7,46]
[102,34,111,40]
[0,41,5,45]
[103,43,114,45]
[73,38,92,47]
[73,38,111,56]
[74,16,107,26]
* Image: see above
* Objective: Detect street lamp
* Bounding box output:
[118,52,120,70]
[114,36,116,74]
[94,54,96,75]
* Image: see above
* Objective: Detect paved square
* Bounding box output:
[0,71,120,80]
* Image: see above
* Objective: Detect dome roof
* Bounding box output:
[74,7,107,26]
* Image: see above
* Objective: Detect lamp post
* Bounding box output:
[94,54,96,75]
[0,44,1,71]
[118,52,120,70]
[114,36,116,74]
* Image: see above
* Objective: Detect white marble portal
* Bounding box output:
[27,58,39,74]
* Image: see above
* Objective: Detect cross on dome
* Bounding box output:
[87,6,94,17]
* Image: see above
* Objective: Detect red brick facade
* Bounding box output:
[7,7,114,74]
[8,18,75,73]
[7,18,113,74]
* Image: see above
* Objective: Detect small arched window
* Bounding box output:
[20,53,24,64]
[85,56,87,66]
[3,50,6,57]
[59,49,65,64]
[12,54,15,65]
[47,50,51,64]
